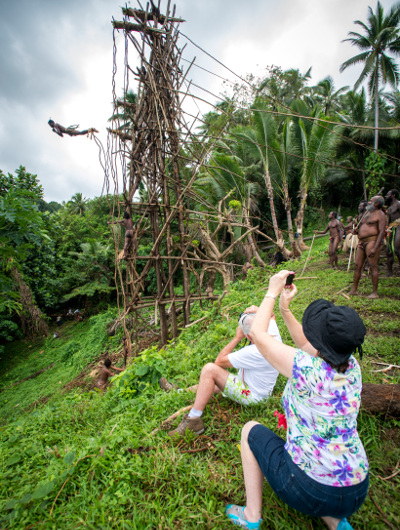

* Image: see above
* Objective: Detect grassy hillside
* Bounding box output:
[1,240,399,529]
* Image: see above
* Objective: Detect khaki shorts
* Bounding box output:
[222,373,264,405]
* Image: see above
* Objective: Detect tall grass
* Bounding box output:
[0,243,399,529]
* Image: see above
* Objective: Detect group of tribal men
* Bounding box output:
[314,189,400,299]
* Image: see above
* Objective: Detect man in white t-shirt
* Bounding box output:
[160,306,282,437]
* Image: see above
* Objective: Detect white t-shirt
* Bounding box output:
[227,319,282,401]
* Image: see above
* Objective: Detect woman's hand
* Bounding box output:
[267,270,295,298]
[280,283,298,308]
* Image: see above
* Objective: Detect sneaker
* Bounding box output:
[168,414,205,437]
[159,377,178,392]
[225,505,262,529]
[338,519,353,530]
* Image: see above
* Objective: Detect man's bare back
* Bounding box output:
[97,359,124,389]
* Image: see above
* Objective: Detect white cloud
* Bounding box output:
[0,0,398,202]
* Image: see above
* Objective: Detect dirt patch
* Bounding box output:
[383,427,400,445]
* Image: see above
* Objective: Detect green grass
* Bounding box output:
[0,244,399,529]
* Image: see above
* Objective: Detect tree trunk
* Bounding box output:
[264,169,280,242]
[243,203,266,267]
[361,152,367,201]
[294,189,309,251]
[374,79,379,152]
[11,267,49,338]
[361,383,400,417]
[264,169,291,257]
[283,184,301,257]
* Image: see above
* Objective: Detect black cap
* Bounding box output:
[302,299,366,365]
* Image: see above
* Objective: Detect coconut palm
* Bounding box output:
[269,118,301,256]
[230,102,292,258]
[340,1,400,150]
[109,90,138,133]
[193,152,266,274]
[291,100,339,249]
[312,76,349,116]
[68,193,87,216]
[336,88,375,199]
[258,67,312,109]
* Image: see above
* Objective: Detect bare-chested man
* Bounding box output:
[314,211,343,269]
[96,359,124,390]
[385,189,400,276]
[349,196,386,299]
[354,200,368,225]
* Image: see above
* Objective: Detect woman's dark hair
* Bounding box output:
[319,352,349,374]
[123,212,130,219]
[104,358,112,368]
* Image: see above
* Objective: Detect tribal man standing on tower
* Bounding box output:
[109,212,135,259]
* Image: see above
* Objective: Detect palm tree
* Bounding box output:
[194,152,266,266]
[258,67,312,109]
[68,193,87,216]
[230,102,292,258]
[109,90,138,134]
[291,100,339,249]
[340,1,400,150]
[336,88,375,199]
[269,118,301,256]
[312,77,349,116]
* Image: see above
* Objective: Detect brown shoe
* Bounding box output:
[159,377,178,392]
[168,414,205,437]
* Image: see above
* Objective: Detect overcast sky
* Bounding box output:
[0,0,397,202]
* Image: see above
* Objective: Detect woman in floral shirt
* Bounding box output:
[225,271,369,530]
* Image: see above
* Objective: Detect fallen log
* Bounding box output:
[362,383,400,417]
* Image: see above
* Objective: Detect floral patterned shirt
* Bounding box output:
[282,350,369,487]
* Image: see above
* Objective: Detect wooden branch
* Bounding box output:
[377,462,400,481]
[122,7,185,23]
[371,361,400,369]
[220,226,258,261]
[112,21,166,34]
[372,365,397,373]
[369,492,395,529]
[184,315,209,328]
[151,405,192,435]
[127,255,246,268]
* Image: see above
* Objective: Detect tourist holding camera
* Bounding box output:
[226,270,369,530]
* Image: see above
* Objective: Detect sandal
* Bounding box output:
[225,504,262,529]
[337,519,353,530]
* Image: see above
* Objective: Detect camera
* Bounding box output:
[285,273,295,286]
